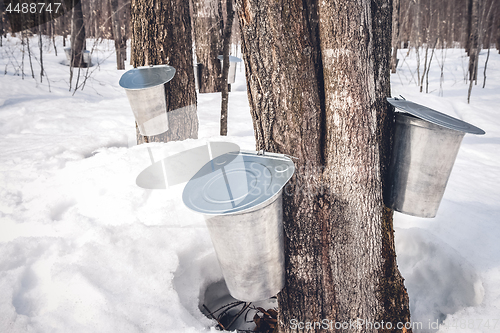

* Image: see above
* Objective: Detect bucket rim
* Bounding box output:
[182,151,295,215]
[119,65,176,90]
[395,112,466,135]
[387,97,485,135]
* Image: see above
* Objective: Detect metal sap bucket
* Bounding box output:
[387,98,485,218]
[182,151,295,302]
[64,47,92,66]
[119,65,176,136]
[193,63,201,91]
[217,55,242,84]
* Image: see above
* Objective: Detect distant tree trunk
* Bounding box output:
[415,0,422,48]
[109,0,126,70]
[391,0,400,73]
[468,0,479,81]
[496,5,500,53]
[399,0,412,49]
[1,2,4,47]
[220,0,234,136]
[50,15,58,56]
[414,0,422,84]
[419,0,432,92]
[468,0,482,102]
[131,0,198,144]
[71,0,87,68]
[236,0,411,332]
[450,0,456,45]
[38,25,44,82]
[466,0,475,55]
[425,39,438,93]
[191,0,224,93]
[483,0,495,87]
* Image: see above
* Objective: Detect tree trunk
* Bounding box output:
[496,5,500,53]
[468,0,479,81]
[391,0,401,73]
[483,0,495,87]
[191,0,224,93]
[131,0,198,144]
[109,0,126,70]
[415,0,422,48]
[71,0,87,68]
[235,0,411,332]
[220,0,234,136]
[1,2,4,47]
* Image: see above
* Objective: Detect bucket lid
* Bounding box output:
[387,97,485,135]
[217,55,243,63]
[119,65,176,90]
[182,151,295,215]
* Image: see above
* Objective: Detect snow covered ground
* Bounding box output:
[391,47,500,332]
[0,36,499,332]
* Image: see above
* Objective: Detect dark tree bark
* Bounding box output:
[109,0,127,70]
[71,0,87,68]
[236,0,411,332]
[191,0,224,93]
[131,0,198,144]
[220,0,234,136]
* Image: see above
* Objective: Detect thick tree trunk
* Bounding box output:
[236,0,411,332]
[71,0,87,68]
[191,0,224,93]
[131,0,198,144]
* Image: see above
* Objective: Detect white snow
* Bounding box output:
[1,36,499,332]
[392,47,500,333]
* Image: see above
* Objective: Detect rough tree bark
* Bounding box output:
[191,0,224,93]
[131,0,198,144]
[235,0,411,332]
[70,0,87,68]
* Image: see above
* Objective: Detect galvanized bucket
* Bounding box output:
[387,98,485,218]
[182,151,295,302]
[217,55,242,84]
[63,47,92,66]
[193,63,201,91]
[119,65,176,136]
